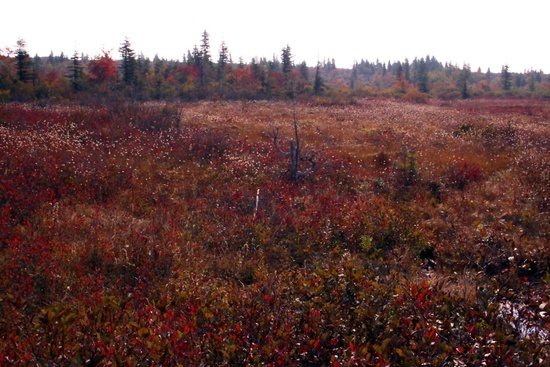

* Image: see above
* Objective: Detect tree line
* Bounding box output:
[1,32,548,103]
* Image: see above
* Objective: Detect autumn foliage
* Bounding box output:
[0,98,549,365]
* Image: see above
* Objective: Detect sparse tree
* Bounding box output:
[273,99,320,181]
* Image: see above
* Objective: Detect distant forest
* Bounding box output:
[1,31,549,102]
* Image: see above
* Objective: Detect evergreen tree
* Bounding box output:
[350,64,358,89]
[199,30,212,86]
[299,61,308,81]
[281,45,293,75]
[403,58,411,82]
[501,64,512,91]
[15,39,31,83]
[394,62,403,79]
[458,63,471,99]
[68,50,83,91]
[514,73,525,88]
[200,31,211,65]
[119,37,136,85]
[135,53,151,92]
[185,50,194,66]
[250,58,263,81]
[415,58,429,93]
[33,54,42,72]
[314,62,324,95]
[217,41,229,95]
[485,68,492,81]
[191,46,201,67]
[535,70,542,83]
[528,70,536,92]
[281,45,293,97]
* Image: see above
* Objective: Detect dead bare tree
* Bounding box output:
[272,99,321,181]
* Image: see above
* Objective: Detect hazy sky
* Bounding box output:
[2,0,548,73]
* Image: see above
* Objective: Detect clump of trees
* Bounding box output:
[0,34,548,102]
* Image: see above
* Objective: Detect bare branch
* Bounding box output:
[316,127,335,146]
[272,127,290,156]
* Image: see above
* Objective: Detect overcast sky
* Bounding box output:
[2,0,548,73]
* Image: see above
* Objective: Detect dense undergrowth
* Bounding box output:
[0,98,549,366]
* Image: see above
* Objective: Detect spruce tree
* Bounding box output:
[199,31,212,87]
[281,45,293,97]
[403,59,411,82]
[299,61,308,81]
[15,39,31,83]
[458,63,471,99]
[528,70,536,92]
[416,58,429,93]
[119,38,136,85]
[217,41,229,95]
[314,62,324,95]
[68,51,83,91]
[501,64,512,91]
[281,45,293,75]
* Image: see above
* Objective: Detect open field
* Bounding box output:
[1,98,549,366]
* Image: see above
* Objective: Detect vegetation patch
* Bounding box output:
[1,99,549,366]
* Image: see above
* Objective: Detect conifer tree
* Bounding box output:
[281,45,293,75]
[119,38,136,85]
[281,45,293,97]
[501,64,512,91]
[299,61,308,81]
[68,50,83,91]
[217,41,229,95]
[15,39,31,83]
[485,68,492,81]
[314,62,324,95]
[528,70,536,92]
[458,63,471,99]
[350,64,358,89]
[199,31,212,86]
[415,58,429,93]
[135,53,150,92]
[403,58,411,82]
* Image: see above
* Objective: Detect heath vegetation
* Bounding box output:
[1,96,549,366]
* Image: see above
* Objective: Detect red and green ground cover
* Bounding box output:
[0,98,548,366]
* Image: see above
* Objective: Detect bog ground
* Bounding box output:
[1,98,549,366]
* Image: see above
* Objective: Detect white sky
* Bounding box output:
[2,0,548,73]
